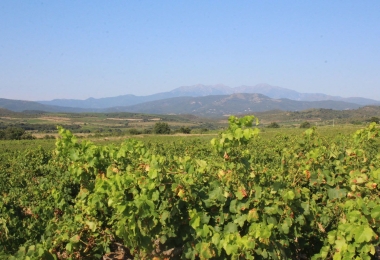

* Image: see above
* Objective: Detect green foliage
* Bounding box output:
[351,120,363,125]
[0,127,24,140]
[369,116,380,124]
[128,128,142,135]
[178,126,191,134]
[143,128,152,134]
[267,122,280,128]
[0,122,82,133]
[190,128,209,134]
[43,134,56,139]
[300,121,311,128]
[153,122,171,134]
[1,117,380,259]
[0,126,36,140]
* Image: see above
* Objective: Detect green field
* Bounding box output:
[1,115,380,259]
[1,107,380,142]
[0,124,366,153]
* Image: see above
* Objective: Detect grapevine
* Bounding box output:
[0,117,379,259]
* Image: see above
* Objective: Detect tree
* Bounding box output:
[128,128,142,135]
[4,127,25,140]
[300,121,311,128]
[369,117,380,124]
[267,122,280,128]
[178,126,191,134]
[153,122,171,134]
[143,129,152,134]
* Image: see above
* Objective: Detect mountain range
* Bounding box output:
[39,83,380,108]
[105,93,362,117]
[0,84,379,117]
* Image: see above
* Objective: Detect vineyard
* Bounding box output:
[1,115,380,259]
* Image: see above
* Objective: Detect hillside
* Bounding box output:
[0,98,95,113]
[252,106,380,125]
[0,108,18,116]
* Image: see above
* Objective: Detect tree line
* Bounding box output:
[0,127,34,140]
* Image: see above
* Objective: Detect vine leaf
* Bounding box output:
[224,222,237,234]
[371,206,380,220]
[86,221,97,232]
[354,226,375,243]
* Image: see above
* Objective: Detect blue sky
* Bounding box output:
[1,1,379,101]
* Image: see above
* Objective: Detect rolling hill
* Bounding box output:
[0,98,93,113]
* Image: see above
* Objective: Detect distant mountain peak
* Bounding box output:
[106,93,362,117]
[170,84,233,96]
[36,83,380,110]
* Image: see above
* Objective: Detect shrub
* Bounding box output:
[153,122,171,134]
[143,129,152,134]
[300,121,311,128]
[178,127,191,134]
[267,122,280,128]
[21,133,35,140]
[129,128,142,135]
[0,127,26,140]
[368,117,380,124]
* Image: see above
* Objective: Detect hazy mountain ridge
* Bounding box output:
[169,84,233,96]
[38,84,380,109]
[2,84,378,117]
[0,98,95,113]
[106,93,362,117]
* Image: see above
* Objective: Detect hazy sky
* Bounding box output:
[1,1,379,101]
